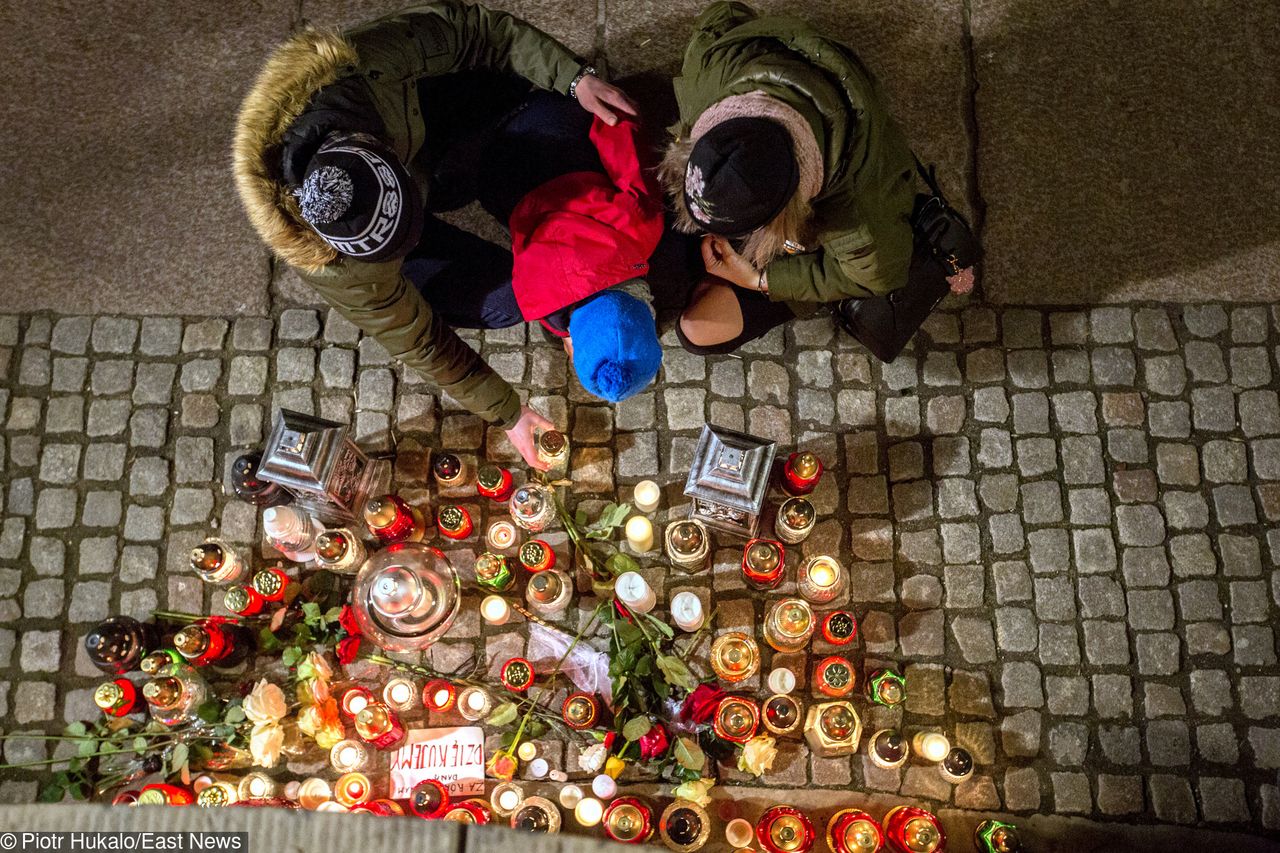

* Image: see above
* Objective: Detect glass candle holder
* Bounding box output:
[480,593,512,625]
[441,800,492,823]
[782,451,823,497]
[575,797,605,827]
[665,519,711,573]
[491,781,525,817]
[761,694,802,738]
[826,810,884,853]
[660,800,712,853]
[756,806,816,853]
[477,465,515,502]
[432,452,465,488]
[912,731,951,763]
[763,598,815,653]
[474,553,516,593]
[354,702,407,750]
[500,658,535,693]
[603,796,655,844]
[974,820,1021,853]
[725,819,755,849]
[882,807,944,853]
[334,772,372,807]
[511,796,561,833]
[296,777,333,810]
[518,539,556,573]
[526,568,573,619]
[536,430,569,477]
[436,505,474,540]
[382,677,417,712]
[774,498,815,545]
[821,611,858,646]
[422,679,457,713]
[562,692,600,730]
[742,539,786,589]
[710,632,760,683]
[329,738,369,773]
[510,482,555,532]
[940,746,974,783]
[713,696,760,744]
[868,729,909,770]
[803,701,862,758]
[408,779,450,820]
[767,667,797,695]
[457,687,492,721]
[237,772,277,801]
[798,556,846,605]
[351,542,461,652]
[486,520,518,552]
[866,668,907,707]
[223,585,266,618]
[340,685,374,718]
[814,656,856,698]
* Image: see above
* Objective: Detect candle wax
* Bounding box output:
[810,564,836,586]
[517,741,538,761]
[625,516,654,551]
[389,682,412,704]
[576,797,605,827]
[466,691,487,711]
[481,595,511,624]
[633,480,661,513]
[498,789,520,811]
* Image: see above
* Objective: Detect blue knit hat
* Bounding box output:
[569,290,662,403]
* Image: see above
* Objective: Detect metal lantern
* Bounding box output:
[683,425,777,538]
[257,409,388,524]
[350,542,461,652]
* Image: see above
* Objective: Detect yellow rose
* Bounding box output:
[672,778,715,808]
[249,722,284,768]
[299,699,344,749]
[306,651,333,682]
[737,734,777,777]
[604,756,627,779]
[243,680,288,726]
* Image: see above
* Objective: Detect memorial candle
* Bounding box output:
[798,556,846,604]
[633,480,661,513]
[382,677,417,711]
[615,571,656,613]
[329,739,369,773]
[575,797,605,827]
[625,516,655,552]
[480,595,512,625]
[670,591,705,632]
[912,731,951,763]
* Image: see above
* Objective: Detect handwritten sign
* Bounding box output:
[388,726,485,798]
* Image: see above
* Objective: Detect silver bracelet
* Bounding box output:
[756,269,768,292]
[569,65,597,100]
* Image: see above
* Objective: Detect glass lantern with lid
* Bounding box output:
[350,542,460,652]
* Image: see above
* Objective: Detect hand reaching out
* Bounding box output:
[701,234,759,290]
[574,75,639,126]
[505,405,555,471]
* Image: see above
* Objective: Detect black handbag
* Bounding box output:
[836,157,980,363]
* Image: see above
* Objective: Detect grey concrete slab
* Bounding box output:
[0,1,291,316]
[603,0,975,216]
[972,0,1280,303]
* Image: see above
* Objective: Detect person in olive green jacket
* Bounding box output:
[233,1,637,469]
[658,1,974,354]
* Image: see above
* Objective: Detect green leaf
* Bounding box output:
[76,739,97,758]
[64,722,87,737]
[224,705,245,724]
[281,646,303,666]
[133,736,148,754]
[499,730,516,750]
[525,719,548,741]
[575,509,588,528]
[623,716,652,742]
[301,602,322,624]
[674,736,706,772]
[257,627,282,652]
[485,702,518,728]
[656,655,698,692]
[634,656,653,677]
[170,743,189,773]
[324,606,343,623]
[38,783,65,803]
[69,781,90,801]
[196,701,222,724]
[606,552,640,575]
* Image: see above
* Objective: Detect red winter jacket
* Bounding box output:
[508,117,665,335]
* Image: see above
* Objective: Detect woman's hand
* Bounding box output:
[505,405,555,471]
[700,235,760,291]
[947,266,975,294]
[574,76,639,126]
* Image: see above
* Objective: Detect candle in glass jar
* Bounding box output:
[491,782,524,817]
[329,739,369,773]
[633,480,661,513]
[487,520,518,552]
[763,598,815,653]
[615,571,656,613]
[625,516,654,552]
[912,731,951,763]
[237,772,276,801]
[480,594,512,625]
[334,772,372,807]
[798,556,846,604]
[457,687,492,721]
[576,797,605,827]
[340,686,374,718]
[725,819,755,849]
[423,679,456,713]
[670,592,705,632]
[383,677,417,711]
[297,777,332,810]
[767,667,797,695]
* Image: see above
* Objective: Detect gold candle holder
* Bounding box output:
[710,632,761,683]
[803,701,862,758]
[761,693,803,739]
[713,696,760,744]
[763,598,814,653]
[798,556,846,605]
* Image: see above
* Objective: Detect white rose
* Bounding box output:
[737,734,777,777]
[578,742,608,774]
[243,679,288,726]
[249,723,285,768]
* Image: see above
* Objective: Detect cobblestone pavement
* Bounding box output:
[1,303,1279,837]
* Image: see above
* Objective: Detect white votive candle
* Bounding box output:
[575,797,604,827]
[383,678,416,711]
[528,758,549,779]
[591,774,617,800]
[517,741,538,761]
[487,520,518,552]
[615,571,656,614]
[767,667,797,695]
[481,594,511,625]
[670,591,705,632]
[633,480,661,514]
[625,516,654,552]
[559,785,584,810]
[913,731,951,763]
[725,819,755,848]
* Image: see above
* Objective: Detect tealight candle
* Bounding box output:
[238,772,276,801]
[481,595,512,625]
[383,678,416,711]
[767,667,797,695]
[575,797,605,827]
[615,571,656,614]
[340,686,373,718]
[633,480,661,513]
[913,731,951,763]
[329,739,369,773]
[457,687,492,721]
[591,774,617,799]
[725,818,755,848]
[487,520,518,552]
[625,516,654,552]
[423,679,456,713]
[559,785,584,810]
[798,555,846,605]
[670,591,705,632]
[517,741,539,761]
[334,772,372,807]
[297,777,332,810]
[491,782,524,817]
[528,758,549,779]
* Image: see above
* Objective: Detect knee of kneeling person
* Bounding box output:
[676,311,735,355]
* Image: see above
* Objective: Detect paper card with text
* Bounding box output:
[388,726,485,798]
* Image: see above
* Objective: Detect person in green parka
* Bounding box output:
[233,1,637,470]
[659,1,975,356]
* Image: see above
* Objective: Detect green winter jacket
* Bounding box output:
[669,1,918,304]
[234,2,585,428]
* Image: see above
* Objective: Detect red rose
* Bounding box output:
[613,600,634,623]
[603,731,617,753]
[638,723,669,761]
[339,605,360,637]
[336,635,361,665]
[681,684,725,724]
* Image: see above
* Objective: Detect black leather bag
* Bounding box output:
[836,158,980,363]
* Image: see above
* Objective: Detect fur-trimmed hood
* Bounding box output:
[232,29,358,272]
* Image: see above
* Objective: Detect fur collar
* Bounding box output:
[659,92,823,269]
[232,29,358,271]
